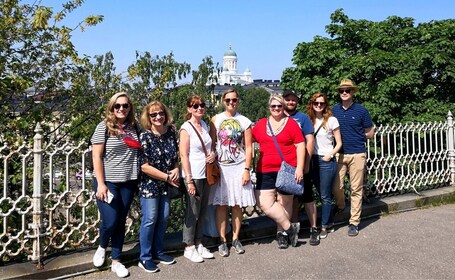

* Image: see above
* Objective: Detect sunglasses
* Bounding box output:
[313,102,326,106]
[191,103,206,109]
[113,103,129,110]
[149,111,165,118]
[224,98,238,103]
[338,89,352,94]
[269,104,283,109]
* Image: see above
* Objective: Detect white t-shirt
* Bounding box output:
[180,120,212,179]
[213,112,252,166]
[313,116,340,156]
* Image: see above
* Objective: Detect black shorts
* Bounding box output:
[296,175,314,203]
[256,172,311,197]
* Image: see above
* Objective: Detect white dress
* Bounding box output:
[209,112,256,207]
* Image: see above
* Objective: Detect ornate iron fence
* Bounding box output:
[1,112,454,266]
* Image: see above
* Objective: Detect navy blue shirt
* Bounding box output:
[288,111,314,140]
[332,103,373,154]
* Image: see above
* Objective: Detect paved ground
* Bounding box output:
[69,204,455,280]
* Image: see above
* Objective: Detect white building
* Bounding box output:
[209,44,253,85]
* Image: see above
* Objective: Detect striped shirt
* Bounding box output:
[332,103,373,154]
[91,121,139,182]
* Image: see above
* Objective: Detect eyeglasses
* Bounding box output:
[191,103,206,109]
[313,102,326,106]
[149,111,165,118]
[224,98,238,103]
[113,103,129,110]
[338,89,352,94]
[269,104,283,109]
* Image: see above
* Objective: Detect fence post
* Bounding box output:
[448,111,455,187]
[30,124,44,269]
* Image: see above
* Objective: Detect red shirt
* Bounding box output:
[252,117,305,173]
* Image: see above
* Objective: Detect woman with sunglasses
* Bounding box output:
[307,92,342,239]
[91,92,141,278]
[179,95,215,263]
[251,94,304,249]
[209,88,255,257]
[137,100,179,273]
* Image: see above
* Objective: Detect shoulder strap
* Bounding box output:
[314,124,323,137]
[188,121,208,156]
[266,120,285,162]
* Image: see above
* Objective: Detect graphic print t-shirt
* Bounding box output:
[214,112,252,166]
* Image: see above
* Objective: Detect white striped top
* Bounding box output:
[91,121,139,182]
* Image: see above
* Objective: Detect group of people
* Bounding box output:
[90,79,374,278]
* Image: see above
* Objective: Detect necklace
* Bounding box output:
[267,117,287,135]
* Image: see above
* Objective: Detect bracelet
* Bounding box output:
[244,167,251,171]
[166,174,170,182]
[186,179,194,184]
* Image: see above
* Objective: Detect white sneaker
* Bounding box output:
[92,246,105,267]
[184,245,203,263]
[111,262,129,278]
[196,244,214,259]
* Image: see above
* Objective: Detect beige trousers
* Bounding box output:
[332,153,366,226]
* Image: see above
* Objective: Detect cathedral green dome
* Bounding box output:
[224,45,237,57]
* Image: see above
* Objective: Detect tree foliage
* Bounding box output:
[281,9,455,124]
[238,87,271,123]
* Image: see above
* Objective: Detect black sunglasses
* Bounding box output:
[269,104,283,109]
[149,111,165,118]
[191,103,206,109]
[313,102,326,106]
[224,98,238,103]
[113,103,129,110]
[338,89,352,94]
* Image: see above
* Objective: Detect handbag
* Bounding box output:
[188,121,220,186]
[267,120,304,195]
[167,177,186,199]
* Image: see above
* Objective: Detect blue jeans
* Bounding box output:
[94,179,136,260]
[139,195,170,261]
[311,156,337,228]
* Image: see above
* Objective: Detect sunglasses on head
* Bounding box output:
[149,111,165,118]
[338,89,352,94]
[313,102,326,106]
[270,104,283,109]
[224,98,238,103]
[191,103,206,109]
[113,103,129,110]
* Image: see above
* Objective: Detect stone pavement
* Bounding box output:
[3,187,455,280]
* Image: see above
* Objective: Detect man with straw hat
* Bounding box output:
[332,79,374,237]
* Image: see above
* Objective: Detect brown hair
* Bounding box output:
[184,95,205,120]
[221,88,238,100]
[104,92,137,136]
[306,92,332,129]
[140,100,173,130]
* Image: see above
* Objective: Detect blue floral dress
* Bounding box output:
[138,126,178,198]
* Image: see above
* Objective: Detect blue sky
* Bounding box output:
[63,0,454,81]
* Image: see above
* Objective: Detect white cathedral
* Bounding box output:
[209,44,253,85]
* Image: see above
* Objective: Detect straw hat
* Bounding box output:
[336,79,358,92]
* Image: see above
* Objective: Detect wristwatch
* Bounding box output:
[330,154,334,159]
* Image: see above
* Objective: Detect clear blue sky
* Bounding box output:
[62,0,454,81]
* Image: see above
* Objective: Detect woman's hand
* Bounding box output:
[168,168,180,184]
[242,169,250,186]
[187,181,197,196]
[96,183,108,201]
[322,154,332,162]
[206,151,216,163]
[295,169,304,184]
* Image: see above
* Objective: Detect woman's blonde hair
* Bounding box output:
[140,100,173,130]
[306,92,332,128]
[184,95,205,120]
[105,92,137,136]
[268,94,284,106]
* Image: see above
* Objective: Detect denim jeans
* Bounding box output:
[182,178,211,245]
[94,179,136,260]
[311,156,337,228]
[139,195,170,261]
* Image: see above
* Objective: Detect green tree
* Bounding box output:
[0,0,104,142]
[238,87,270,123]
[281,9,455,124]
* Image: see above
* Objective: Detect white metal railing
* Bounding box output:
[0,112,454,266]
